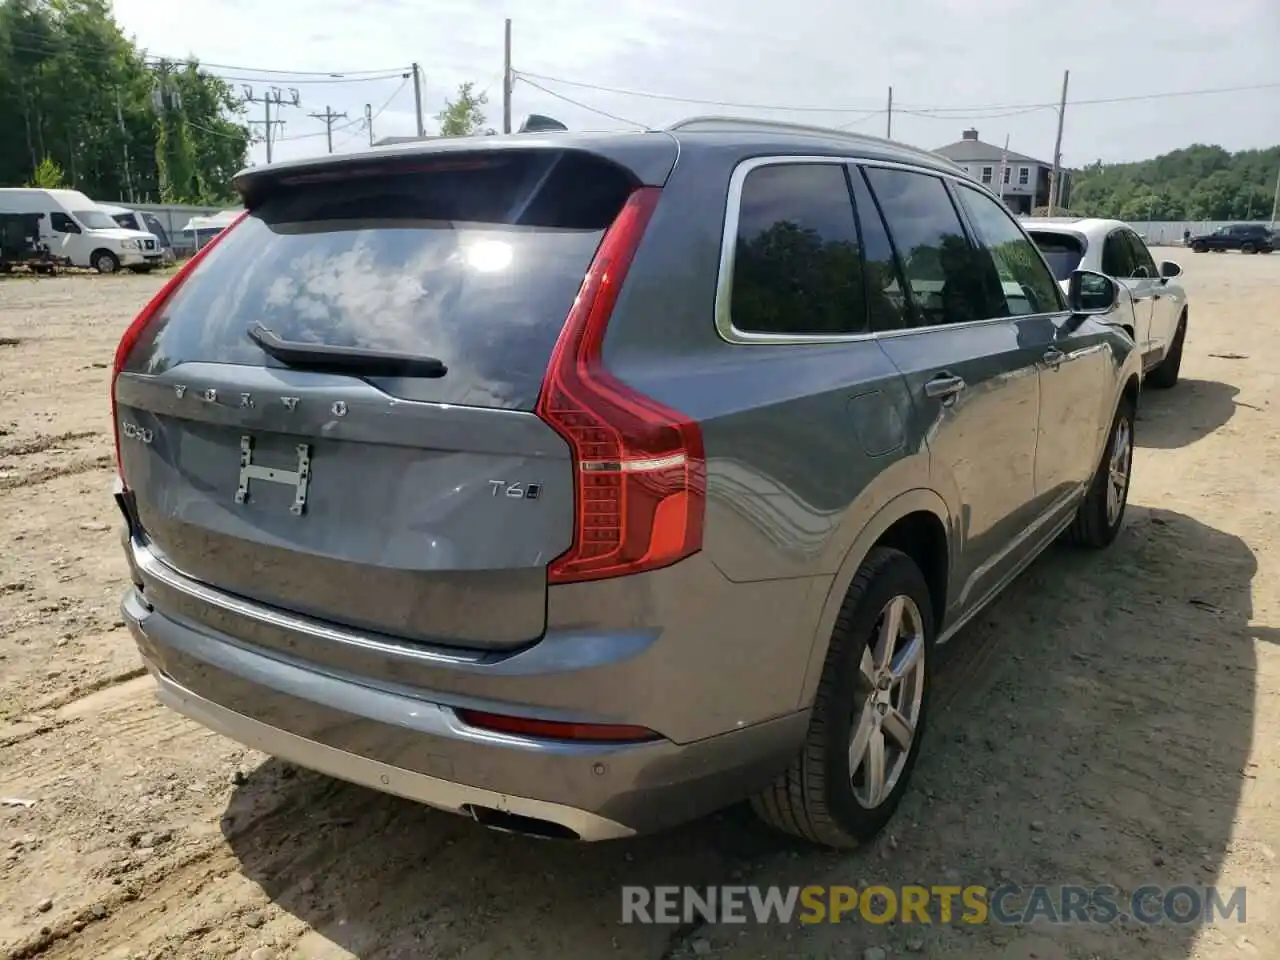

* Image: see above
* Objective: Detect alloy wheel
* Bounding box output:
[848,594,926,809]
[1106,416,1132,526]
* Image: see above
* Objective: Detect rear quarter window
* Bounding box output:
[123,151,637,410]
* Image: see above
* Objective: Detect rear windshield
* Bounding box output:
[123,151,636,409]
[1028,230,1085,281]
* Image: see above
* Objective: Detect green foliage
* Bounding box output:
[0,0,250,203]
[436,81,492,137]
[28,154,63,187]
[1069,144,1280,221]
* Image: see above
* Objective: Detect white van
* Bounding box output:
[0,189,164,273]
[97,203,177,263]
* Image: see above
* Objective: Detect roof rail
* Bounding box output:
[665,115,961,170]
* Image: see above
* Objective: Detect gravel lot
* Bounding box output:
[1,253,1278,960]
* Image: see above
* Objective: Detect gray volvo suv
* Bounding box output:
[112,117,1141,849]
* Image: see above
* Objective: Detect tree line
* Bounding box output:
[1068,143,1280,222]
[0,0,251,204]
[0,0,494,206]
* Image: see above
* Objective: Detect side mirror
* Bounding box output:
[1067,269,1119,314]
[1159,260,1182,279]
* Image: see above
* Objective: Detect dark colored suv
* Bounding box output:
[112,117,1142,849]
[1188,223,1274,254]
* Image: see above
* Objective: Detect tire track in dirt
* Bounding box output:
[0,670,150,745]
[0,454,112,492]
[0,431,99,459]
[0,687,318,959]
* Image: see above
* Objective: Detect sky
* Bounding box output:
[110,0,1280,170]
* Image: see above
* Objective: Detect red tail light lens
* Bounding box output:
[110,212,248,483]
[456,709,661,743]
[535,187,706,584]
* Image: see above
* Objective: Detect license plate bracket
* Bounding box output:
[236,436,311,515]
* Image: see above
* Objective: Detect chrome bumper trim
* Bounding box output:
[128,537,483,666]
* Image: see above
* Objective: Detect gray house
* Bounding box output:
[933,129,1070,214]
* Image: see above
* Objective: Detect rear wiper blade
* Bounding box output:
[246,324,447,378]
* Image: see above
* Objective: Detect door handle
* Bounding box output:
[1042,348,1065,368]
[924,374,966,400]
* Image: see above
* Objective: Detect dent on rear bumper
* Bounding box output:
[122,589,809,837]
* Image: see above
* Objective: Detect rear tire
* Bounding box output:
[1241,242,1256,255]
[1068,396,1134,549]
[1145,313,1185,390]
[1192,242,1207,253]
[92,250,120,274]
[751,547,933,849]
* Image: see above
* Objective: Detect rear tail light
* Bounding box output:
[110,213,248,484]
[535,186,706,584]
[456,708,661,743]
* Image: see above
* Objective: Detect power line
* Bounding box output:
[292,77,408,147]
[370,77,411,123]
[213,72,409,86]
[514,68,1280,117]
[514,75,649,129]
[4,24,409,81]
[513,69,880,114]
[141,55,407,77]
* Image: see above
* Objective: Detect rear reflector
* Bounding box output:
[535,186,706,584]
[110,212,248,483]
[456,709,661,743]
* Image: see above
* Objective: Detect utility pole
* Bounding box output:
[116,89,135,203]
[150,60,181,199]
[1270,164,1280,228]
[244,85,299,164]
[411,62,425,137]
[365,103,374,147]
[885,86,892,139]
[1047,69,1069,216]
[308,105,349,154]
[998,134,1010,207]
[503,19,513,134]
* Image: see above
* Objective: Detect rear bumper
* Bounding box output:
[146,657,632,839]
[122,586,808,839]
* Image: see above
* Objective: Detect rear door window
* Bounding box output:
[862,167,1002,328]
[848,168,910,331]
[1122,230,1158,278]
[955,185,1063,316]
[123,151,637,410]
[1101,231,1136,277]
[728,162,869,337]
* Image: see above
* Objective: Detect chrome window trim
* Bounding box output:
[714,155,1069,347]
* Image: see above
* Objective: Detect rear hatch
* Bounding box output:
[114,146,666,650]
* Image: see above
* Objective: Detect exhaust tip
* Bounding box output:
[464,805,581,841]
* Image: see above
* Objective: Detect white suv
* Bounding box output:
[1024,217,1188,388]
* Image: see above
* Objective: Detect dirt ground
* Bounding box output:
[1,252,1277,960]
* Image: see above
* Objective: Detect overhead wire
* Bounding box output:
[514,68,1280,120]
[514,75,649,129]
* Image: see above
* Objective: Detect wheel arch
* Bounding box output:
[90,247,119,271]
[797,489,951,709]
